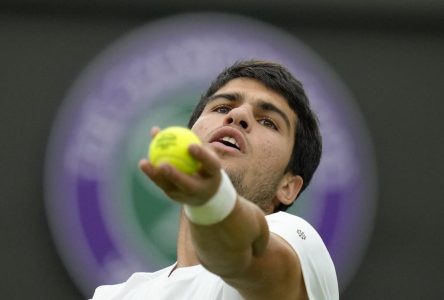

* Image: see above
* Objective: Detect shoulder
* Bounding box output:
[266,211,323,248]
[266,212,329,255]
[266,212,339,300]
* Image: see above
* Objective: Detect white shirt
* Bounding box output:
[91,212,339,300]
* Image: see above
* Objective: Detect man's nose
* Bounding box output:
[223,106,251,131]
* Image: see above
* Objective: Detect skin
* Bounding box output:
[139,78,308,300]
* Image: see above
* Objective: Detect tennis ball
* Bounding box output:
[149,126,202,174]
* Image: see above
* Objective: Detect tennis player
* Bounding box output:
[91,60,339,299]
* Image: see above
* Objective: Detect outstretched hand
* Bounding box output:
[139,127,222,206]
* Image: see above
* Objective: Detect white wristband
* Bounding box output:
[184,170,237,226]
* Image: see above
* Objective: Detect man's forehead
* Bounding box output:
[212,78,285,105]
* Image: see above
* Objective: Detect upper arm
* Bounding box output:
[222,232,308,300]
[190,198,308,299]
[190,197,338,300]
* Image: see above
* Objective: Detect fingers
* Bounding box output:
[189,144,221,177]
[139,144,222,205]
[140,128,222,205]
[139,159,177,191]
[151,126,161,138]
[149,125,218,175]
[140,159,215,205]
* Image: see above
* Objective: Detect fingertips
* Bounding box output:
[143,163,177,191]
[188,144,202,159]
[157,164,199,194]
[150,126,161,138]
[140,159,171,182]
[139,158,150,172]
[139,159,157,177]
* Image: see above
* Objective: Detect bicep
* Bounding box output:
[223,233,307,300]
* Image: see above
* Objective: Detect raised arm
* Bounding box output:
[139,142,307,300]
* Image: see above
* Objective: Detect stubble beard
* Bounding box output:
[225,168,281,213]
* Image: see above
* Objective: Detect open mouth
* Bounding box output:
[218,136,240,150]
[209,127,245,153]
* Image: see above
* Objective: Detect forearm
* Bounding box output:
[141,142,270,276]
[188,196,269,277]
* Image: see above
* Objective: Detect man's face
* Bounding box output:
[191,78,297,212]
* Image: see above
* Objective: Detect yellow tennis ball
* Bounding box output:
[149,126,202,174]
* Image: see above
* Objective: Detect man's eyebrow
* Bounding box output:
[206,92,241,103]
[258,100,291,130]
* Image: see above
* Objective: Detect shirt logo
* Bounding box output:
[297,229,307,240]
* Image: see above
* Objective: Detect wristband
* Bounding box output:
[184,170,237,225]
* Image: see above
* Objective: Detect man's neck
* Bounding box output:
[176,210,200,268]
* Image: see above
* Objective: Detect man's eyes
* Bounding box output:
[212,105,278,130]
[213,105,232,114]
[258,118,278,130]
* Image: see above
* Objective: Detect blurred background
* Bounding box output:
[1,0,443,299]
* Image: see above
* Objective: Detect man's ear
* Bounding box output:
[275,173,303,207]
